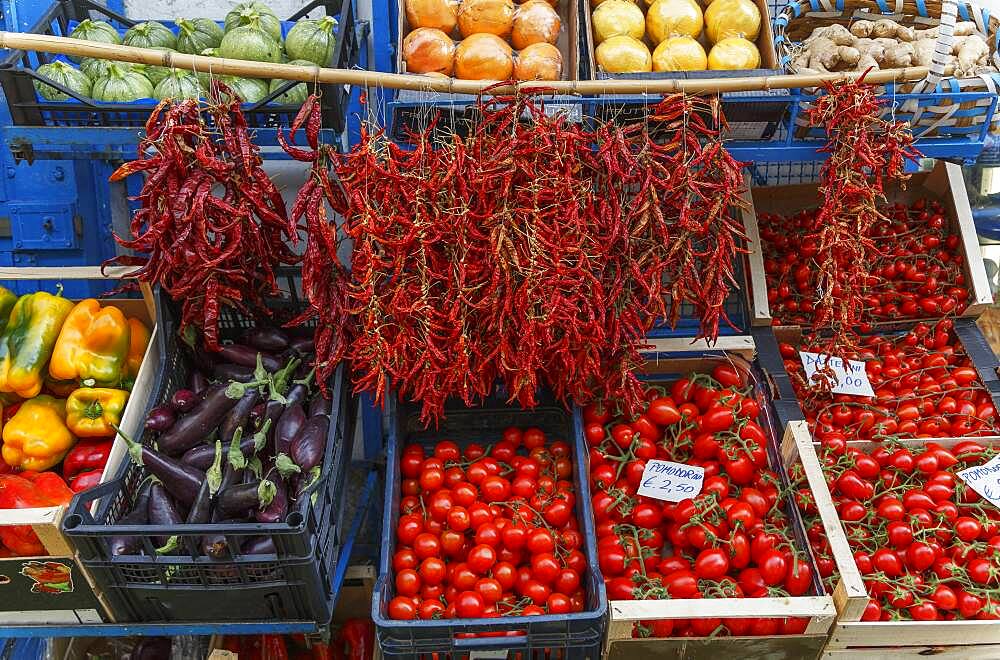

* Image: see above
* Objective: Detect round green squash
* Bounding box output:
[91,62,155,101]
[284,16,339,66]
[175,18,224,54]
[122,21,176,49]
[33,60,92,100]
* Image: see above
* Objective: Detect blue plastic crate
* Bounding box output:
[0,0,359,132]
[373,390,608,660]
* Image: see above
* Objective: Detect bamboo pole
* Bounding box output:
[0,31,944,95]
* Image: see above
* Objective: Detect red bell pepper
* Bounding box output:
[62,439,112,481]
[0,472,75,556]
[336,620,374,660]
[68,469,103,493]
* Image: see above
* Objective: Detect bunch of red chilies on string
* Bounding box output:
[105,83,300,351]
[328,93,749,422]
[805,77,920,365]
[108,82,917,423]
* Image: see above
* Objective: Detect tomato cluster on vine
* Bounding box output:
[790,439,1000,621]
[387,428,588,621]
[585,364,816,638]
[761,199,970,326]
[781,320,998,443]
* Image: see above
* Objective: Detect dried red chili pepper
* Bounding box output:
[104,83,299,350]
[326,91,750,423]
[804,77,919,376]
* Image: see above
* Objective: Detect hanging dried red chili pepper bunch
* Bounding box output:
[805,78,920,367]
[329,92,750,423]
[278,96,352,393]
[106,83,299,350]
[593,94,749,345]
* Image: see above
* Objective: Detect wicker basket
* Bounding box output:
[773,0,1000,139]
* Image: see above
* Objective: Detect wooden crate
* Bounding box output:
[600,349,837,660]
[0,266,157,624]
[739,178,771,328]
[782,422,1000,654]
[748,161,994,320]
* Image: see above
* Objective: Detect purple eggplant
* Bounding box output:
[189,370,209,395]
[185,479,214,524]
[110,480,153,556]
[129,637,172,660]
[291,416,330,474]
[275,403,306,455]
[285,383,308,408]
[170,389,199,412]
[242,536,277,555]
[156,385,241,456]
[255,477,287,523]
[144,405,176,432]
[217,479,277,518]
[200,523,241,559]
[183,434,257,470]
[289,336,315,355]
[308,395,333,418]
[148,483,183,549]
[244,327,290,352]
[221,389,259,447]
[214,363,255,382]
[124,432,204,506]
[260,399,284,444]
[218,344,282,373]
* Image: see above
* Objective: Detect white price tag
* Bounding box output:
[637,460,704,502]
[799,352,875,397]
[957,454,1000,508]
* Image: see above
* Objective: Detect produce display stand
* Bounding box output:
[0,0,998,655]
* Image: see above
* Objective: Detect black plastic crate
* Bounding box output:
[373,389,608,659]
[62,283,355,624]
[0,0,358,132]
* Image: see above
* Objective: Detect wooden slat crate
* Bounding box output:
[748,161,993,321]
[598,348,837,660]
[782,421,1000,655]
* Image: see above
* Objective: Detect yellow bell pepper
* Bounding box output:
[65,388,129,438]
[49,299,130,387]
[2,395,76,471]
[122,317,151,383]
[0,286,17,333]
[0,291,75,399]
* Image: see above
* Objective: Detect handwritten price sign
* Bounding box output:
[637,460,705,502]
[957,454,1000,509]
[799,352,875,397]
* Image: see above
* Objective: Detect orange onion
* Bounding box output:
[405,0,459,34]
[457,0,516,38]
[402,27,456,75]
[511,1,561,49]
[454,33,514,79]
[514,42,563,79]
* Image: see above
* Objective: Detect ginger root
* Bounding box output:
[883,42,914,67]
[955,34,989,76]
[793,19,991,75]
[872,18,914,41]
[805,24,854,46]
